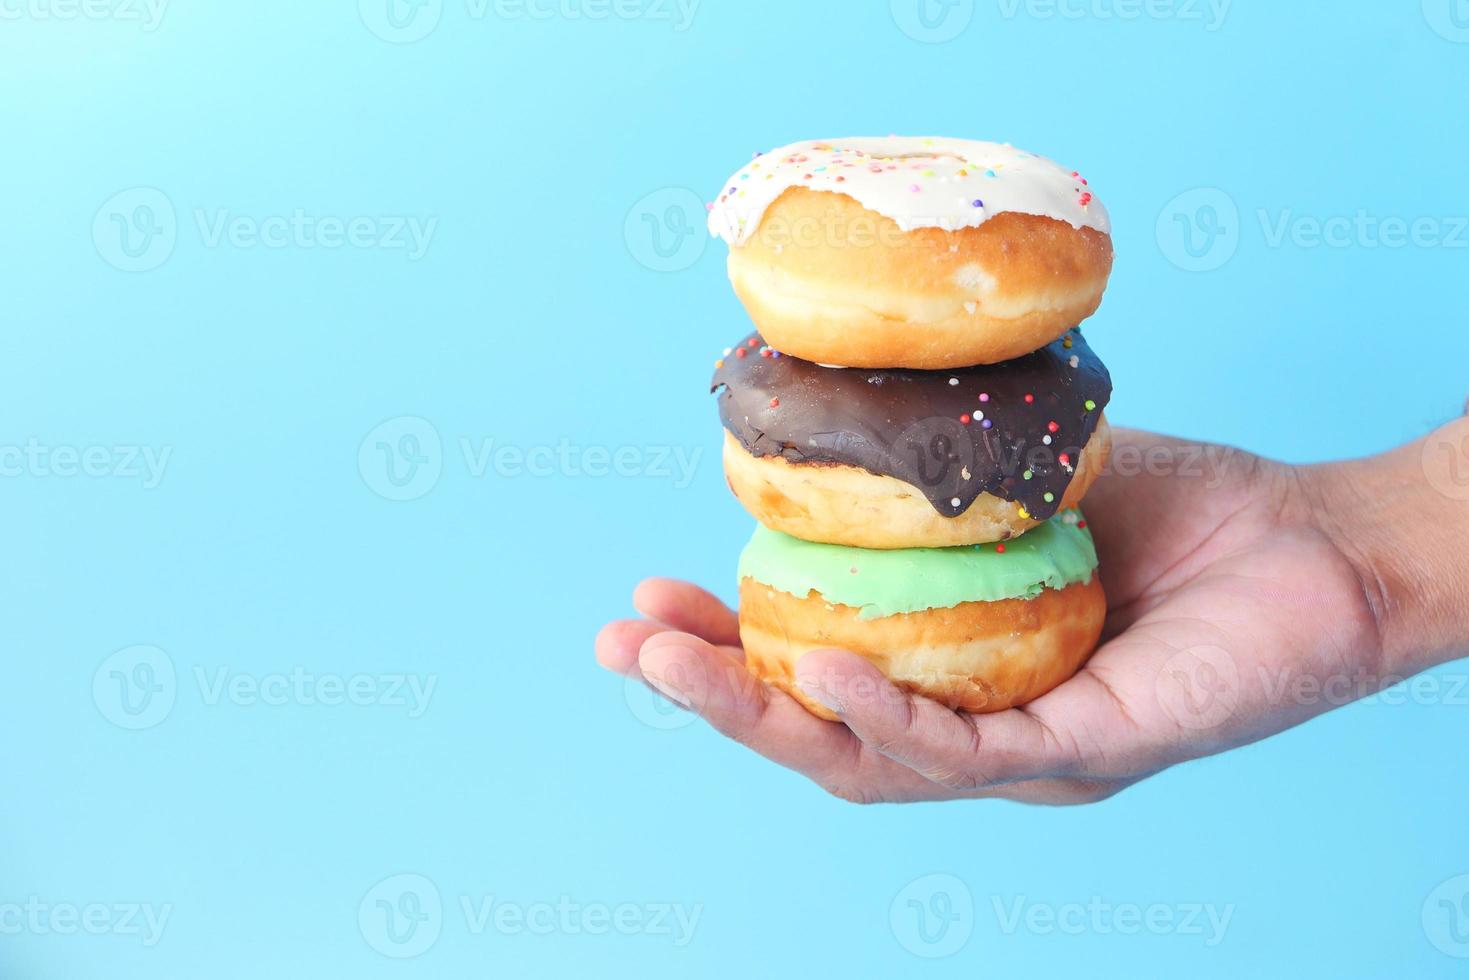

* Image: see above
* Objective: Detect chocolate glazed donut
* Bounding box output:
[712,329,1112,524]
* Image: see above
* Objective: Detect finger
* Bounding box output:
[633,578,742,647]
[595,619,666,677]
[1016,627,1209,778]
[595,617,744,688]
[795,649,1084,790]
[639,636,1121,805]
[638,632,984,803]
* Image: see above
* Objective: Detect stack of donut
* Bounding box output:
[707,138,1116,720]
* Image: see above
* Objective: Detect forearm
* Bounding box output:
[1303,416,1469,676]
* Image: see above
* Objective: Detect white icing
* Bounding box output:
[708,137,1109,245]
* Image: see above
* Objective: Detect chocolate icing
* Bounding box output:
[712,330,1112,522]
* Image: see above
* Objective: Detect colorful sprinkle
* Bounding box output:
[1084,399,1097,411]
[978,392,990,403]
[769,397,780,408]
[960,414,971,425]
[995,544,1006,554]
[1043,492,1055,504]
[1024,393,1035,404]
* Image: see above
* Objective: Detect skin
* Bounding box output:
[595,421,1469,805]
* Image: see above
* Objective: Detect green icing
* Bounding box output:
[738,514,1098,620]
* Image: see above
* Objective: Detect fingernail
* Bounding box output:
[642,648,696,709]
[797,677,844,714]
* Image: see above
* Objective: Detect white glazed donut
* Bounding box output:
[708,137,1114,369]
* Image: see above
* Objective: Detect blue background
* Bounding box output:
[3,0,1468,976]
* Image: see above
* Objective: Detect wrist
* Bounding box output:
[1302,417,1469,676]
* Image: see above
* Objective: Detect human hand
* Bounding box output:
[595,425,1466,804]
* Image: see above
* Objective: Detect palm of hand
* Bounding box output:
[595,430,1379,804]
